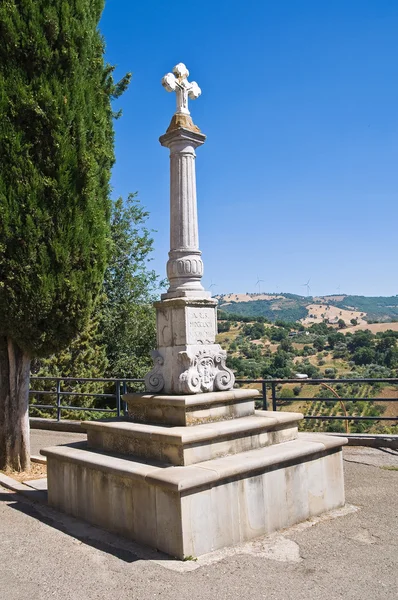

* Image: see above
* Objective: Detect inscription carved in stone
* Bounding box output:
[186,307,215,344]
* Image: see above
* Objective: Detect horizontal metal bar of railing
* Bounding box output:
[275,397,398,402]
[29,391,116,398]
[28,377,398,429]
[29,405,117,413]
[30,376,144,382]
[304,416,394,421]
[235,378,398,384]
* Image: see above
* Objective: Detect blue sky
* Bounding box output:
[100,0,398,298]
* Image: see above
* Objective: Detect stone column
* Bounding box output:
[144,63,235,395]
[160,127,208,299]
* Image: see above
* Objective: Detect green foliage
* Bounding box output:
[352,347,376,366]
[28,193,159,417]
[267,326,288,342]
[346,330,374,352]
[327,332,345,349]
[308,322,331,336]
[217,310,270,324]
[225,313,395,435]
[0,0,130,356]
[220,293,398,325]
[35,194,160,385]
[30,315,109,418]
[333,295,398,322]
[278,387,294,400]
[313,337,326,352]
[324,367,337,378]
[220,298,308,322]
[295,361,320,378]
[98,194,159,378]
[242,322,265,340]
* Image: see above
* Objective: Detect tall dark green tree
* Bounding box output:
[0,0,130,470]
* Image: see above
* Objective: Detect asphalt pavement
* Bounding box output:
[29,428,86,457]
[0,439,397,600]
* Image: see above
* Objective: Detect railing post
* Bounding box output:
[271,381,277,412]
[56,379,61,422]
[122,381,128,416]
[262,381,268,410]
[116,380,121,418]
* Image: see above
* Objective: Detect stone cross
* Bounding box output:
[162,63,201,116]
[144,62,235,394]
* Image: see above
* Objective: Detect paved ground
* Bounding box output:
[30,428,86,456]
[0,438,397,600]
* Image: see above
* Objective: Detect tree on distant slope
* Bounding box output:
[0,0,130,470]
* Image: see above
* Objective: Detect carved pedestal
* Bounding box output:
[145,297,235,394]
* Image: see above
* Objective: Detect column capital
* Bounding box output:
[159,126,206,150]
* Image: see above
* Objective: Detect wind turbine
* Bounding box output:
[255,276,264,295]
[302,278,311,297]
[208,280,217,296]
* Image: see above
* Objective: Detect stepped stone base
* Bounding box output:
[42,390,347,559]
[124,389,258,426]
[85,410,301,466]
[42,433,346,559]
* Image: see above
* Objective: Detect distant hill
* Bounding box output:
[217,293,398,324]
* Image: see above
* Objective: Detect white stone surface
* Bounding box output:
[43,434,347,559]
[160,128,207,298]
[85,412,301,466]
[144,65,236,394]
[145,298,235,394]
[161,63,201,116]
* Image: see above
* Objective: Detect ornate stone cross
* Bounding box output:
[144,62,235,394]
[162,63,201,116]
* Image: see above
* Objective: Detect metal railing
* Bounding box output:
[29,377,145,420]
[29,376,398,430]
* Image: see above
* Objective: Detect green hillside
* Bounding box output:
[219,293,398,323]
[220,294,309,322]
[216,315,398,434]
[331,296,398,322]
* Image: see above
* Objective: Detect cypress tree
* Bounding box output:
[0,0,130,470]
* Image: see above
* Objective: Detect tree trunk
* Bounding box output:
[0,337,31,471]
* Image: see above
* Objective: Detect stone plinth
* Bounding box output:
[145,297,235,395]
[43,390,347,558]
[125,389,258,426]
[42,432,347,560]
[85,410,301,466]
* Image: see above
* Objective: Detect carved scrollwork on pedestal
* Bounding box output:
[178,348,235,394]
[214,353,235,391]
[144,350,165,393]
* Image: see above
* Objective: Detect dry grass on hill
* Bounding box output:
[301,303,366,326]
[218,293,284,304]
[343,322,398,335]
